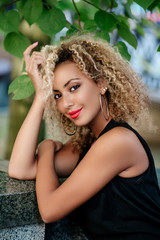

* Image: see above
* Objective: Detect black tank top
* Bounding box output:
[75,119,160,240]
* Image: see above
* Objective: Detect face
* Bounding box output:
[53,61,104,129]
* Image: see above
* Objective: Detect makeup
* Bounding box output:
[69,108,82,119]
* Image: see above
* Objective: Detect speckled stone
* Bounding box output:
[0,223,45,240]
[0,171,42,229]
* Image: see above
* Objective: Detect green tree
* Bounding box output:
[0,0,159,158]
[1,0,160,99]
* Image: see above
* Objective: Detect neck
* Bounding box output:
[89,115,112,139]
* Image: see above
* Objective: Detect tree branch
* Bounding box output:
[72,0,82,30]
[0,0,20,13]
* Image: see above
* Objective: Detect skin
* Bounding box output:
[9,43,149,223]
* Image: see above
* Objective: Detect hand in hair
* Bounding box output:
[24,42,45,99]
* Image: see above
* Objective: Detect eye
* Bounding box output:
[70,84,80,92]
[54,93,62,100]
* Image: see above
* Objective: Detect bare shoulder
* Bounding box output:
[92,126,149,178]
[92,126,136,156]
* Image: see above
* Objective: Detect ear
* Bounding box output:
[97,79,108,95]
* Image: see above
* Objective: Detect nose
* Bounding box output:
[62,93,74,109]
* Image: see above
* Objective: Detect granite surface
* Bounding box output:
[0,171,42,229]
[0,223,45,240]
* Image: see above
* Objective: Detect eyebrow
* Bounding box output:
[53,78,80,92]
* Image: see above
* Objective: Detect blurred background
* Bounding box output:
[0,1,160,168]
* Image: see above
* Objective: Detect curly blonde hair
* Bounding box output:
[40,33,151,152]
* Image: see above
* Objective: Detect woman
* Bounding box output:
[9,34,160,239]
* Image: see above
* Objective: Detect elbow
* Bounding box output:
[8,160,36,180]
[8,164,30,180]
[41,213,55,224]
[8,166,24,180]
[39,207,62,224]
[40,211,58,224]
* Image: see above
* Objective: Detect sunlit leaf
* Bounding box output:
[117,22,137,49]
[4,32,31,58]
[95,31,110,42]
[66,25,79,37]
[37,8,66,37]
[8,75,35,100]
[22,0,43,25]
[84,20,97,32]
[94,10,117,32]
[0,10,20,32]
[114,41,131,61]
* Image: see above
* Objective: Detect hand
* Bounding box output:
[37,139,63,159]
[24,42,45,97]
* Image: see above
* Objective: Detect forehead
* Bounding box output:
[53,61,86,88]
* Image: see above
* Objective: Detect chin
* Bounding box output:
[73,118,91,128]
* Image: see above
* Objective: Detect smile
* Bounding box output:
[69,108,82,119]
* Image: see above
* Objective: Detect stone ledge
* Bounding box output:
[0,171,42,229]
[0,223,45,240]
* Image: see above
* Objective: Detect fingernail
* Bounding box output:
[33,42,38,45]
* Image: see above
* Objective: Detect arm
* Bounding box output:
[36,128,139,223]
[8,94,45,179]
[9,43,79,180]
[9,43,46,179]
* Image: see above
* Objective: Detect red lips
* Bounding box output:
[69,108,82,119]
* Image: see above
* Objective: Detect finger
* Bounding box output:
[23,42,39,65]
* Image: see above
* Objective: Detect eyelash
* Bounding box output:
[54,93,61,100]
[54,84,80,100]
[70,84,80,92]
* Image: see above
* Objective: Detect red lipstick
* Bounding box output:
[69,108,82,119]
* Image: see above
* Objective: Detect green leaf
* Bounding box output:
[95,31,110,42]
[8,75,35,100]
[0,10,20,32]
[157,45,160,52]
[112,14,130,28]
[148,1,160,11]
[22,0,43,25]
[136,24,145,37]
[16,0,28,11]
[84,20,97,32]
[45,0,57,8]
[102,0,118,8]
[133,0,155,10]
[114,41,131,61]
[117,22,137,49]
[66,25,79,37]
[4,32,31,58]
[94,10,117,32]
[37,8,66,37]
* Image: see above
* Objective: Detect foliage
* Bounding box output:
[0,0,159,100]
